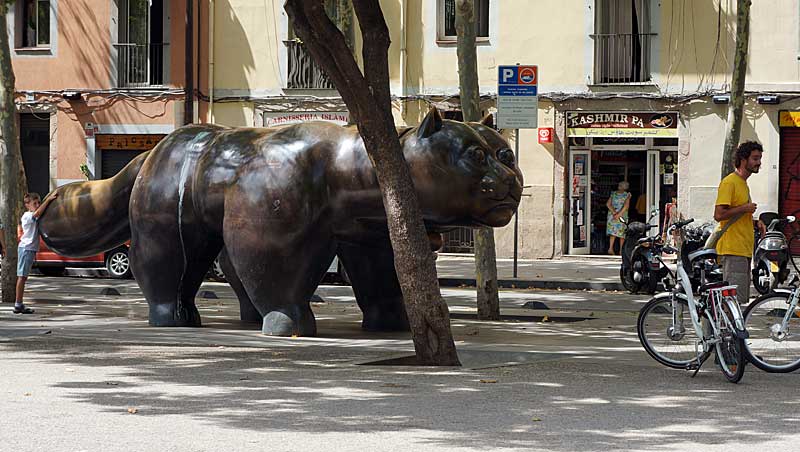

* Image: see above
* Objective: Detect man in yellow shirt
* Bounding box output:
[714,141,766,305]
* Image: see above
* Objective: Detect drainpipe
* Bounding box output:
[399,0,406,99]
[184,0,194,125]
[208,0,215,123]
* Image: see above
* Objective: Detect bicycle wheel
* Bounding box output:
[638,294,705,368]
[743,292,800,373]
[714,312,746,383]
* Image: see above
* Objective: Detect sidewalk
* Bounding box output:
[436,254,624,291]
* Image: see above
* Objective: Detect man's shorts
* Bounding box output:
[17,249,36,277]
[721,255,751,305]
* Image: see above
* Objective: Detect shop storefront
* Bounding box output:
[567,111,679,255]
[96,134,167,179]
[778,111,800,255]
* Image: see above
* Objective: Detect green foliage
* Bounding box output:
[79,164,91,180]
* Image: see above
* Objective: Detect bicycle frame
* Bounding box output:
[669,231,746,357]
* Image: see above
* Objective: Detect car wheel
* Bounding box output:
[209,257,226,282]
[39,267,66,277]
[106,248,132,279]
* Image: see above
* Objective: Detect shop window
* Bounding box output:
[591,0,655,83]
[437,0,490,43]
[17,0,50,48]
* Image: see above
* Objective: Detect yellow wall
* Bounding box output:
[209,0,800,258]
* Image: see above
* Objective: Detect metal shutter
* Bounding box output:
[100,150,145,179]
[779,128,800,255]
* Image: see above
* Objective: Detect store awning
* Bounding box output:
[567,111,678,137]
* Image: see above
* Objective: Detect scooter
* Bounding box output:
[752,212,797,294]
[682,222,723,292]
[620,212,667,294]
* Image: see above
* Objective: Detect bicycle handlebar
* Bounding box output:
[673,218,694,229]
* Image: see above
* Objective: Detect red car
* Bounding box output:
[9,225,132,279]
[33,238,132,278]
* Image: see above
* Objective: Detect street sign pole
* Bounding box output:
[513,129,519,278]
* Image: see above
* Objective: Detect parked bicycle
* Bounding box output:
[742,274,800,372]
[637,218,748,383]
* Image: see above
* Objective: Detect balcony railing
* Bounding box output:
[284,40,335,89]
[114,43,169,88]
[591,33,655,84]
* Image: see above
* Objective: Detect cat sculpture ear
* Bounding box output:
[417,106,444,139]
[479,114,494,128]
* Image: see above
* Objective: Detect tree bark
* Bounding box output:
[721,0,751,178]
[0,1,27,304]
[456,0,499,320]
[284,0,460,366]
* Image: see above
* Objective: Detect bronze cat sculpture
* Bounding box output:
[38,108,523,336]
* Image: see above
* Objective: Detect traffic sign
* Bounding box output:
[497,65,538,129]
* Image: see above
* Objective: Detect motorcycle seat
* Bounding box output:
[699,280,730,293]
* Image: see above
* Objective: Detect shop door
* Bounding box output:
[645,150,661,226]
[20,114,51,196]
[569,151,591,254]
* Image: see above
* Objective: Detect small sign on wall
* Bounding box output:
[538,127,553,143]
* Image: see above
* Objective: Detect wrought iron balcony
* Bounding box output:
[590,33,656,84]
[114,43,169,88]
[284,39,335,90]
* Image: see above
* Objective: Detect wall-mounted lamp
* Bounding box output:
[712,94,730,104]
[757,95,780,105]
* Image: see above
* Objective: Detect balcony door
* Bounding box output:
[593,0,653,83]
[118,0,166,87]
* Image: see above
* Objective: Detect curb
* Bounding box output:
[438,277,625,291]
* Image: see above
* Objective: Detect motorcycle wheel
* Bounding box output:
[752,261,772,295]
[620,265,640,294]
[634,255,659,295]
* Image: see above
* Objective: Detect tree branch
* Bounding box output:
[285,0,370,122]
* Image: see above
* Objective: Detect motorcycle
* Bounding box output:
[752,212,797,294]
[682,222,723,292]
[620,213,668,294]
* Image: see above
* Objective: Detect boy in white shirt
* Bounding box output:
[15,192,58,314]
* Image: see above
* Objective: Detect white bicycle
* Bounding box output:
[637,219,749,383]
[742,275,800,372]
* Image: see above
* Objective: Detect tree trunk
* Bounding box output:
[284,0,460,366]
[0,1,26,304]
[721,0,751,178]
[456,0,500,320]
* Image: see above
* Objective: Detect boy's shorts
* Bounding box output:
[17,249,36,277]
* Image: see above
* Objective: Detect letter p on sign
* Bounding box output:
[501,68,516,84]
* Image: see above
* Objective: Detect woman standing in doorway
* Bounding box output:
[606,181,631,255]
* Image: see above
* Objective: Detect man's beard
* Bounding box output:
[747,164,760,174]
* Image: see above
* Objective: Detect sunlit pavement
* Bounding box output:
[1,276,799,452]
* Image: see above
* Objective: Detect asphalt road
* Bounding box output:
[1,277,798,452]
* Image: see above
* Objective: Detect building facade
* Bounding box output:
[202,0,800,259]
[8,0,191,194]
[12,1,800,260]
